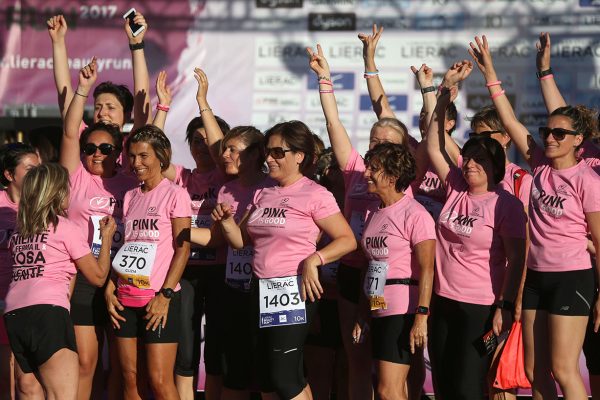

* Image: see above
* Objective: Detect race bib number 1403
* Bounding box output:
[259,276,306,328]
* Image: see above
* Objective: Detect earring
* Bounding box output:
[160,162,164,168]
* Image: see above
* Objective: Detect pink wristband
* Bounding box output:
[490,90,506,100]
[156,104,170,112]
[485,81,502,87]
[314,251,325,266]
[363,74,378,79]
[539,74,554,81]
[319,80,333,86]
[319,89,334,94]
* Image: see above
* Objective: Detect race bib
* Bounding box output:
[112,241,157,289]
[321,261,339,285]
[189,214,217,261]
[90,215,124,258]
[259,276,306,328]
[350,211,366,240]
[364,260,388,310]
[225,245,253,292]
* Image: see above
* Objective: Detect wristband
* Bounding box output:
[415,306,430,315]
[485,80,502,87]
[199,107,212,114]
[129,41,145,51]
[314,251,325,266]
[156,104,170,112]
[420,86,436,94]
[539,74,554,81]
[318,80,333,86]
[319,89,334,94]
[318,75,331,82]
[75,91,88,98]
[364,70,379,76]
[536,68,553,79]
[490,90,505,100]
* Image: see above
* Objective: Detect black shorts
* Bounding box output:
[113,292,181,343]
[4,305,77,373]
[305,298,342,349]
[371,314,415,364]
[70,272,108,326]
[522,268,594,316]
[337,263,361,304]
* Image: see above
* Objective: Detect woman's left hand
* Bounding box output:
[144,293,171,331]
[493,307,512,336]
[301,254,323,302]
[156,70,172,107]
[409,314,428,354]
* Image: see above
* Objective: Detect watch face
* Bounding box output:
[161,288,175,298]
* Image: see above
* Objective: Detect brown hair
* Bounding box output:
[222,126,265,170]
[551,105,599,142]
[264,121,316,174]
[126,125,172,171]
[364,142,415,192]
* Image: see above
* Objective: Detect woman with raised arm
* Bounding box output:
[105,125,191,400]
[0,144,42,399]
[154,68,229,400]
[354,142,435,400]
[426,61,527,399]
[193,120,356,400]
[62,58,139,399]
[469,34,600,399]
[4,163,116,400]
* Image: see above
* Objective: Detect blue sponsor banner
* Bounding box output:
[308,72,354,90]
[360,94,407,111]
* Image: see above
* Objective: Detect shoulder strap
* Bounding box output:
[512,168,529,199]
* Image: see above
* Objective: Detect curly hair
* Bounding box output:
[550,105,599,142]
[126,125,172,171]
[364,142,415,192]
[264,121,316,175]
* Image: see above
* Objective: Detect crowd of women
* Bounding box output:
[0,11,599,400]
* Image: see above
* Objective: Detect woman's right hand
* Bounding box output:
[105,286,126,329]
[306,44,331,78]
[211,203,234,224]
[99,216,117,243]
[442,60,473,88]
[78,57,98,94]
[410,63,434,89]
[194,67,209,103]
[47,14,67,43]
[536,32,551,72]
[358,23,383,63]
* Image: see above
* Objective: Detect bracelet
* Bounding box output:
[485,80,502,87]
[314,251,325,266]
[420,86,436,94]
[75,91,88,98]
[363,74,379,79]
[319,89,334,94]
[199,107,212,114]
[490,90,506,100]
[536,67,553,79]
[128,41,145,51]
[364,70,379,75]
[156,104,170,112]
[540,74,554,81]
[318,75,331,82]
[318,80,333,86]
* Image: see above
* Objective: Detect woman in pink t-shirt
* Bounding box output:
[199,121,356,399]
[426,62,527,399]
[355,142,436,400]
[105,125,191,399]
[0,143,41,397]
[4,163,115,400]
[471,35,600,398]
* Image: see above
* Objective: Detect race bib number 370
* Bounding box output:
[112,242,157,289]
[259,276,306,328]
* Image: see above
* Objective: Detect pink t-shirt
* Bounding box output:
[527,148,600,272]
[174,164,227,265]
[361,196,436,317]
[342,148,414,268]
[68,163,139,257]
[578,140,600,175]
[246,176,340,279]
[6,216,91,312]
[116,178,192,307]
[500,163,532,207]
[435,168,527,305]
[0,191,18,300]
[413,167,445,220]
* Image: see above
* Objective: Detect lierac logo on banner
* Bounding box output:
[256,0,303,7]
[308,13,356,31]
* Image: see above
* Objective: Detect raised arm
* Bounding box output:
[194,68,225,166]
[61,58,98,174]
[127,12,151,130]
[358,24,395,119]
[426,61,473,186]
[536,32,567,113]
[152,71,172,131]
[307,44,353,170]
[469,35,537,166]
[47,15,74,120]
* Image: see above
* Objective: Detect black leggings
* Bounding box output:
[428,294,494,400]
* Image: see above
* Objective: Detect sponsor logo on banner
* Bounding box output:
[256,0,303,7]
[360,94,407,111]
[580,0,600,6]
[467,93,516,110]
[308,13,356,31]
[307,72,354,90]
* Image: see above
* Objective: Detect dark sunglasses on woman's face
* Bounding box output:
[538,127,579,141]
[82,143,116,156]
[265,147,292,159]
[468,130,502,139]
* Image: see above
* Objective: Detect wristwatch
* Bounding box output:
[159,288,175,299]
[494,300,514,311]
[415,306,430,315]
[536,68,553,79]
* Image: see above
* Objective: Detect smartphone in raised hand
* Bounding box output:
[123,8,145,37]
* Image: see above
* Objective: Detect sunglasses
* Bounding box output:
[265,147,292,159]
[539,127,579,141]
[82,143,116,156]
[468,130,503,139]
